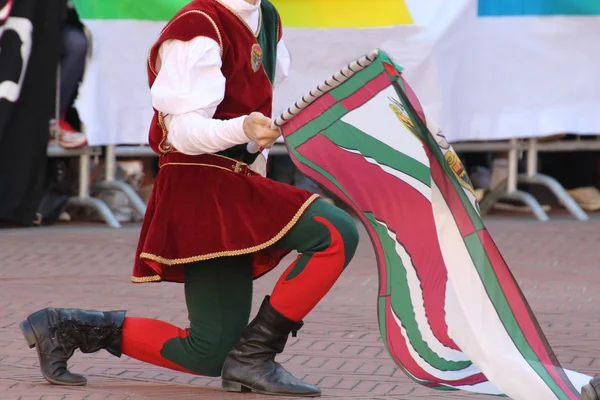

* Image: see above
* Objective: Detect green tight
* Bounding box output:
[161,256,253,376]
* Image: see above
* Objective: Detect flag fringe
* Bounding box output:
[274,49,380,127]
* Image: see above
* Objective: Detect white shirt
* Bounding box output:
[150,0,290,155]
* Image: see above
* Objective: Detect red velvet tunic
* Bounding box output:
[132,0,318,284]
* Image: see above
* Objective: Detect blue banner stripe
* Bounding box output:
[479,0,600,16]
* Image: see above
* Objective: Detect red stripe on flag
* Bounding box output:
[426,147,476,237]
[288,146,390,296]
[295,135,460,350]
[477,230,580,399]
[339,73,391,111]
[283,93,338,136]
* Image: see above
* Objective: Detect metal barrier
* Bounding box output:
[82,137,599,225]
[452,138,600,221]
[46,143,150,228]
[47,145,121,228]
[96,144,148,217]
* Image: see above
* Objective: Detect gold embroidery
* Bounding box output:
[131,275,162,283]
[139,194,320,266]
[156,112,172,154]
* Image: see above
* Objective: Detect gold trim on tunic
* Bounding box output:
[131,194,321,283]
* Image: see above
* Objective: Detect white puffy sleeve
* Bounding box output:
[150,37,249,155]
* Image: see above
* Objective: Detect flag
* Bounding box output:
[0,0,65,225]
[276,49,593,399]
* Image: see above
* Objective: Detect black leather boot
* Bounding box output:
[20,308,126,386]
[582,377,600,400]
[221,296,321,397]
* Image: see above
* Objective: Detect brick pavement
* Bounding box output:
[1,216,600,400]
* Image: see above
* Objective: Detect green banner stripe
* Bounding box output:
[72,0,186,21]
[463,234,569,400]
[286,103,348,148]
[368,214,472,371]
[329,60,386,101]
[323,121,431,187]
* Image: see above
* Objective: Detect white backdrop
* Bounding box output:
[76,0,600,146]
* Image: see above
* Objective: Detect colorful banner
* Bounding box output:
[71,0,600,146]
[72,0,413,26]
[276,49,593,399]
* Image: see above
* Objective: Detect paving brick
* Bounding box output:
[317,376,342,389]
[1,216,600,399]
[334,378,361,390]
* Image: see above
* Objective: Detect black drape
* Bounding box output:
[0,0,66,225]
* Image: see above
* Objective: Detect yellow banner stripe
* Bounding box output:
[273,0,413,28]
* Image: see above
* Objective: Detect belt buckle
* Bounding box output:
[233,161,243,173]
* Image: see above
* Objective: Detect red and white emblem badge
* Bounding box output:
[251,43,263,73]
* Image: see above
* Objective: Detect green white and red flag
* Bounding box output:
[276,50,592,399]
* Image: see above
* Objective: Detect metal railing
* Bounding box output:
[58,136,598,226]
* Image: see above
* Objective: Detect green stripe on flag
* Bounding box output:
[72,0,185,21]
[463,233,569,400]
[329,60,386,101]
[323,121,431,187]
[286,104,348,148]
[367,213,472,372]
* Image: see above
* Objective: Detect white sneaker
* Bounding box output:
[58,130,87,149]
[53,118,88,149]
